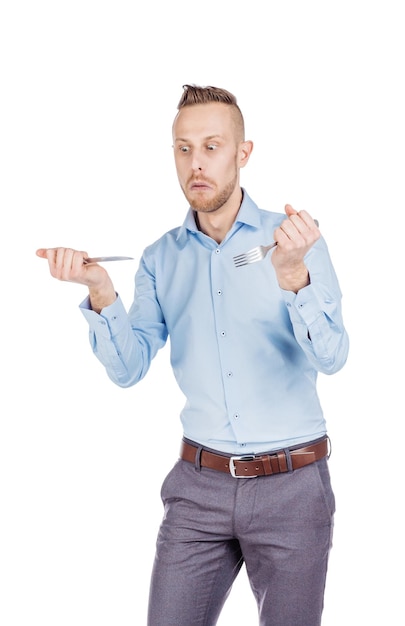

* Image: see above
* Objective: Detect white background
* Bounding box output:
[1,1,403,624]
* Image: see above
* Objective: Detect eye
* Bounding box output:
[179,146,190,153]
[207,144,217,151]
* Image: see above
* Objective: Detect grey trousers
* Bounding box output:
[147,451,335,626]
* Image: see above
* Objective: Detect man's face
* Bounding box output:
[172,102,242,213]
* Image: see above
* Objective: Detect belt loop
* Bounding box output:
[194,446,203,472]
[284,448,293,472]
[276,451,288,473]
[261,455,273,475]
[326,435,332,459]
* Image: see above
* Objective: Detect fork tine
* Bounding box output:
[241,254,262,263]
[233,250,263,261]
[233,258,251,267]
[233,254,263,267]
[233,252,252,261]
[233,247,262,261]
[233,257,254,266]
[234,258,260,267]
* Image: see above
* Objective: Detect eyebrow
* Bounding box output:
[174,134,223,143]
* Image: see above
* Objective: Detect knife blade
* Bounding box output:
[83,256,134,264]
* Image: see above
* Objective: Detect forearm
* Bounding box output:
[294,310,349,374]
[283,283,349,374]
[275,262,310,293]
[88,274,117,313]
[80,296,145,386]
[80,293,168,387]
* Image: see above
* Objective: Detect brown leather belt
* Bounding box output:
[180,437,329,478]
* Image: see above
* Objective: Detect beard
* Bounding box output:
[182,173,238,213]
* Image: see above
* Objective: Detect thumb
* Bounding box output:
[284,204,298,218]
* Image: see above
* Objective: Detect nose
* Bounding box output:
[191,151,204,172]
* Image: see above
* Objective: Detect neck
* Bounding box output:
[195,188,243,244]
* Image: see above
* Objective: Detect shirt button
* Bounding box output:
[215,248,220,254]
[220,331,226,337]
[234,413,239,420]
[227,372,233,378]
[217,290,222,296]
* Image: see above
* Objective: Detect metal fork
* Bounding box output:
[233,242,277,267]
[233,220,319,268]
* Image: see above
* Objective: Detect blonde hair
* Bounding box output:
[177,84,245,140]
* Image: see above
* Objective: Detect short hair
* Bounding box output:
[177,84,245,140]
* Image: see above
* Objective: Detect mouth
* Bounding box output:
[189,180,212,191]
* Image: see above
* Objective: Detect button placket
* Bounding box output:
[210,244,242,437]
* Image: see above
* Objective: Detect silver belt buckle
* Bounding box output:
[229,455,257,478]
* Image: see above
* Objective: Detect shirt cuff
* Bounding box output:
[79,294,127,338]
[281,283,323,325]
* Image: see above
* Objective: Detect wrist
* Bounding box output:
[276,264,310,293]
[88,277,116,313]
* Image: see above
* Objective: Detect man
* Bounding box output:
[37,84,349,625]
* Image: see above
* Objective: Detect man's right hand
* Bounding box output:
[36,247,117,313]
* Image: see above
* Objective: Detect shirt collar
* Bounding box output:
[176,188,261,244]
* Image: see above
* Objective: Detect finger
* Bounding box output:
[36,248,49,259]
[283,210,319,237]
[273,221,297,249]
[284,204,297,218]
[55,247,73,271]
[36,247,66,266]
[280,217,298,238]
[277,210,317,244]
[282,206,309,239]
[296,210,319,230]
[55,248,88,279]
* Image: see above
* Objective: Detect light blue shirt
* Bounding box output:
[80,190,349,454]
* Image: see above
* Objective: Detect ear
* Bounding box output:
[238,140,254,168]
